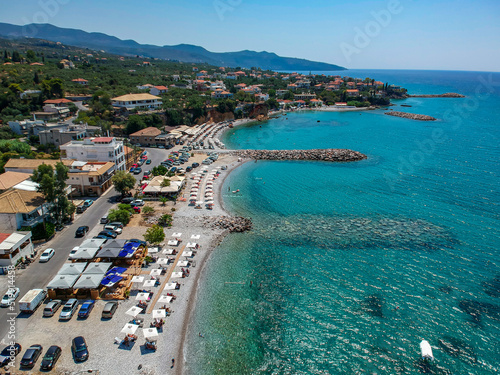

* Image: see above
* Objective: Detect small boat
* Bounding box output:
[232,189,240,193]
[420,340,434,361]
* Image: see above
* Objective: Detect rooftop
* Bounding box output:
[0,189,45,214]
[0,172,31,190]
[129,127,162,137]
[112,93,161,102]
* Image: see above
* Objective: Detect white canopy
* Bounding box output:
[186,243,197,248]
[182,251,193,257]
[170,272,183,278]
[162,249,175,255]
[121,323,140,335]
[152,309,166,319]
[150,269,162,276]
[83,262,112,275]
[143,280,155,287]
[58,263,87,275]
[131,276,145,283]
[167,240,179,246]
[135,292,150,301]
[73,274,103,289]
[47,274,79,289]
[148,247,159,254]
[172,232,182,237]
[177,261,189,267]
[191,234,201,239]
[158,295,173,303]
[125,306,142,317]
[164,283,177,290]
[157,258,169,265]
[143,327,159,339]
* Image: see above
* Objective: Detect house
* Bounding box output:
[111,93,162,110]
[3,159,74,174]
[0,172,31,193]
[8,119,45,135]
[137,84,154,90]
[255,93,269,101]
[60,137,126,171]
[19,89,42,99]
[346,89,359,97]
[210,81,226,91]
[287,83,298,90]
[142,175,186,196]
[129,127,162,146]
[310,99,323,107]
[0,231,34,267]
[374,81,384,87]
[192,67,198,72]
[38,125,90,146]
[276,89,289,98]
[192,80,209,91]
[67,161,115,197]
[0,188,50,232]
[211,90,234,99]
[294,93,317,101]
[149,85,169,96]
[72,78,88,85]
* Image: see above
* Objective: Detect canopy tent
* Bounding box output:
[79,238,106,249]
[118,248,136,258]
[164,283,177,290]
[158,295,173,304]
[157,258,169,265]
[121,323,140,335]
[152,310,166,319]
[143,280,155,288]
[162,249,175,255]
[172,233,182,237]
[47,274,79,289]
[191,234,201,240]
[100,275,123,287]
[135,292,150,301]
[167,240,179,246]
[186,243,197,248]
[131,276,144,283]
[143,327,159,339]
[105,267,127,277]
[95,247,122,259]
[101,239,127,250]
[73,274,104,289]
[83,262,112,275]
[71,247,100,260]
[177,261,189,267]
[170,272,183,278]
[182,251,193,257]
[58,263,87,275]
[148,247,160,254]
[150,269,162,276]
[125,306,142,317]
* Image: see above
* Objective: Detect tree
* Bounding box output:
[142,205,155,216]
[11,51,21,62]
[143,224,165,244]
[158,214,173,227]
[160,178,170,188]
[107,208,131,225]
[26,50,36,62]
[112,171,136,196]
[41,78,64,99]
[160,197,168,206]
[151,165,168,176]
[34,72,40,85]
[126,115,146,135]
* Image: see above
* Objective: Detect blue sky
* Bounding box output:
[1,0,499,71]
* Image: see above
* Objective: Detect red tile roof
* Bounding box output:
[92,137,114,143]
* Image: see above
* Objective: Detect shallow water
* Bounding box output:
[187,70,500,374]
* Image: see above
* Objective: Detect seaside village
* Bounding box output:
[0,48,403,372]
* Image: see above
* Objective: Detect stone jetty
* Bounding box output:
[385,111,436,121]
[232,149,367,162]
[409,92,465,98]
[203,215,253,232]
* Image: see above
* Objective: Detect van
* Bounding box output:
[43,300,62,317]
[76,204,86,214]
[100,215,109,224]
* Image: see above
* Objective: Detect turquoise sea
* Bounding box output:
[186,70,500,374]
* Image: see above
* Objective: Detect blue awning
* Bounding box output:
[106,266,127,276]
[101,275,123,287]
[118,248,135,258]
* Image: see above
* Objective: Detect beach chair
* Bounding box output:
[114,337,122,345]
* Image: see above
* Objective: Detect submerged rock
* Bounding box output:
[482,275,500,297]
[362,295,385,318]
[438,336,477,364]
[458,299,500,324]
[385,111,437,121]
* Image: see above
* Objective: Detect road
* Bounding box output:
[0,147,168,343]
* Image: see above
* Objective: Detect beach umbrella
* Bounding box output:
[196,201,204,205]
[164,283,177,290]
[121,323,140,335]
[143,327,159,339]
[167,240,179,246]
[143,280,155,288]
[158,295,173,303]
[135,292,150,301]
[131,276,145,283]
[191,234,201,239]
[157,258,169,265]
[186,243,197,248]
[178,261,189,267]
[125,306,142,317]
[148,247,159,254]
[172,232,182,237]
[150,269,162,276]
[152,309,166,319]
[162,248,175,255]
[170,272,183,279]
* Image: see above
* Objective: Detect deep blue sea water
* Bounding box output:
[186,70,500,374]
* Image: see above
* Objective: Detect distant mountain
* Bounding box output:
[0,22,346,71]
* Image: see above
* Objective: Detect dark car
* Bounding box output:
[77,300,95,319]
[40,345,61,371]
[98,230,117,239]
[170,167,177,173]
[127,239,147,246]
[133,167,142,174]
[72,336,89,362]
[0,343,21,367]
[20,345,42,368]
[101,301,118,319]
[186,166,193,172]
[93,235,109,240]
[145,159,151,164]
[121,197,134,204]
[75,226,89,237]
[192,162,200,168]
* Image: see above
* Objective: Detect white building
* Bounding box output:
[0,231,34,267]
[111,93,162,111]
[60,137,126,171]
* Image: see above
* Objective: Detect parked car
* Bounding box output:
[40,345,61,371]
[186,166,193,172]
[132,206,141,214]
[128,239,147,246]
[43,300,62,317]
[133,167,142,174]
[98,230,117,239]
[109,222,124,229]
[68,247,79,260]
[0,287,20,307]
[76,204,87,214]
[130,199,145,206]
[93,235,110,240]
[177,168,184,174]
[20,345,42,368]
[75,226,89,237]
[83,199,93,208]
[77,300,95,319]
[170,167,177,173]
[0,343,21,367]
[72,336,89,362]
[100,215,109,224]
[146,159,151,164]
[59,299,79,320]
[121,197,134,204]
[129,167,136,173]
[192,162,200,168]
[101,301,118,319]
[104,225,122,234]
[39,248,55,263]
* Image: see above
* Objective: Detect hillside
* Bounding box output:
[0,22,346,71]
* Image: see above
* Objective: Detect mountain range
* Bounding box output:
[0,23,346,71]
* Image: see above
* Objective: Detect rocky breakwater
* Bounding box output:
[385,111,436,121]
[203,215,253,233]
[234,149,367,162]
[410,92,465,98]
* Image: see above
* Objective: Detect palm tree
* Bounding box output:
[160,197,168,206]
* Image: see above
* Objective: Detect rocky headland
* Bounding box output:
[385,111,437,121]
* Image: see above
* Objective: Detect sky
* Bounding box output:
[0,0,499,72]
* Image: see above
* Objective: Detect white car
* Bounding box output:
[69,246,79,259]
[130,199,145,207]
[104,225,122,234]
[0,287,20,307]
[39,248,55,263]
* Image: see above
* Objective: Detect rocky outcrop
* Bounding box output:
[384,111,436,121]
[233,149,367,162]
[409,93,465,98]
[203,216,253,232]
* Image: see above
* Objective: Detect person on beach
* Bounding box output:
[172,358,175,367]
